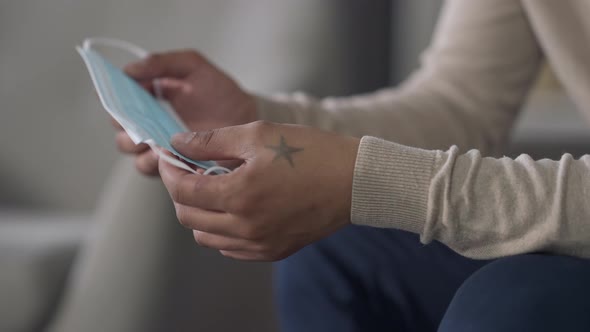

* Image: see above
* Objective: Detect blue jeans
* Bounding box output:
[274,225,590,332]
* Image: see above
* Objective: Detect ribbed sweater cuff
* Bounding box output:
[351,136,437,234]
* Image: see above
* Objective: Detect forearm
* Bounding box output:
[256,81,522,157]
[256,0,542,156]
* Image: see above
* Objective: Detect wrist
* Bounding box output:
[253,94,299,124]
[236,92,259,124]
[334,136,361,225]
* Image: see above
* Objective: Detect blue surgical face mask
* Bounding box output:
[77,37,229,175]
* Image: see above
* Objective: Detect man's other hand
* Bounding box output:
[113,50,258,176]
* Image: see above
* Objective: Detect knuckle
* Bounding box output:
[188,130,216,150]
[250,120,271,135]
[142,151,158,167]
[144,53,162,67]
[248,120,273,143]
[250,120,271,130]
[135,157,152,175]
[185,49,203,63]
[170,178,184,202]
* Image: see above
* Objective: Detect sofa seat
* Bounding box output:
[0,212,88,332]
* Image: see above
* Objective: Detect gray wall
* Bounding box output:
[390,1,442,84]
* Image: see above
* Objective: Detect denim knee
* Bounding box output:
[438,254,590,332]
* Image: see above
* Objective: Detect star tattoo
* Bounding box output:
[265,135,304,168]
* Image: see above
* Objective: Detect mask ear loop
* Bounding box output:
[83,37,230,175]
[83,37,149,58]
[203,166,232,175]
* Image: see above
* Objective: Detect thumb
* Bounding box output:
[171,127,252,161]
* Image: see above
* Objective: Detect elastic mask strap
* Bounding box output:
[83,37,149,58]
[83,37,230,175]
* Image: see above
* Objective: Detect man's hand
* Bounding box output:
[113,50,258,176]
[159,121,360,261]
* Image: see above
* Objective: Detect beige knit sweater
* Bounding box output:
[256,0,590,259]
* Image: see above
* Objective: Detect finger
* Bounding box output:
[132,78,185,102]
[137,80,156,95]
[111,117,123,130]
[124,50,204,81]
[174,203,243,237]
[219,250,268,261]
[154,77,192,100]
[171,125,255,161]
[159,157,229,211]
[193,231,260,251]
[135,150,160,176]
[221,248,293,261]
[216,159,244,170]
[116,131,149,154]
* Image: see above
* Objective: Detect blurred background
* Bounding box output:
[1,1,589,332]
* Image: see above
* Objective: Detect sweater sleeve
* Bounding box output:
[353,137,590,259]
[253,0,590,259]
[256,0,543,156]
